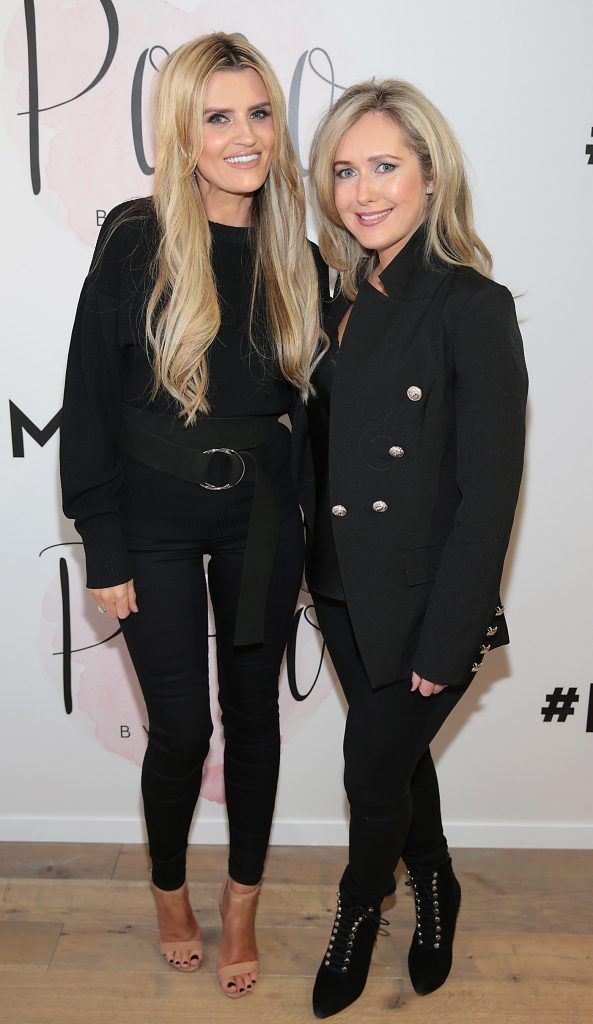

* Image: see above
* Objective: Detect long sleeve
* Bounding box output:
[411,282,528,686]
[59,208,134,589]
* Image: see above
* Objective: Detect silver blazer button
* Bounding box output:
[331,504,347,517]
[389,445,405,458]
[372,500,388,513]
[407,385,422,401]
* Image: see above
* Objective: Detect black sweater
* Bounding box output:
[60,199,323,589]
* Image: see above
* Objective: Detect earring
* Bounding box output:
[426,184,434,195]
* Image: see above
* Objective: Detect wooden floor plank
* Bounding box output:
[3,875,593,934]
[0,842,120,880]
[0,973,590,1024]
[113,844,593,884]
[114,842,349,883]
[47,921,406,977]
[112,843,152,881]
[0,920,63,970]
[46,923,593,983]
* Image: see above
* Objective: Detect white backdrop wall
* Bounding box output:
[1,0,592,849]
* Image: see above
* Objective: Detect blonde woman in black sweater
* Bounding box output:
[60,33,326,998]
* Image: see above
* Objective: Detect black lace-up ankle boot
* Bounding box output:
[405,858,461,995]
[312,888,389,1018]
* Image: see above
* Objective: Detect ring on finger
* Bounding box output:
[97,606,107,615]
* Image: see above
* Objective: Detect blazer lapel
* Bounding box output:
[378,221,449,301]
[332,222,452,371]
[329,225,454,459]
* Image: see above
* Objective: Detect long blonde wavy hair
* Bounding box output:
[309,79,492,300]
[134,33,324,422]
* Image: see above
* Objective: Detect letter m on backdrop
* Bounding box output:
[10,401,61,457]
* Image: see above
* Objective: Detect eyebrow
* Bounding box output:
[203,101,272,115]
[333,153,403,166]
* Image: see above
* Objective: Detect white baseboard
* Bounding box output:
[443,822,593,849]
[0,817,592,848]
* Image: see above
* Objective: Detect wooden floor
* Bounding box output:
[0,844,591,1023]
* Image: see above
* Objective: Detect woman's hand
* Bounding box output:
[411,671,447,697]
[89,580,138,620]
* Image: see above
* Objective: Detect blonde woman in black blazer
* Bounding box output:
[300,80,528,1018]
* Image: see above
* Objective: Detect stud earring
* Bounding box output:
[426,185,434,195]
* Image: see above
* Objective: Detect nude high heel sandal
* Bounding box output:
[218,877,261,997]
[151,878,204,973]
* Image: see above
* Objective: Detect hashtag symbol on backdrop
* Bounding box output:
[541,687,580,722]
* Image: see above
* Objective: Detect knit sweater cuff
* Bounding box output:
[80,525,133,590]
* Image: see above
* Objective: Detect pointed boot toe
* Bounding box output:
[312,889,388,1018]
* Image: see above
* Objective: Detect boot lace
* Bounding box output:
[323,891,389,974]
[405,867,443,950]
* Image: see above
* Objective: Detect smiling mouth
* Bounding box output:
[224,153,262,166]
[356,209,394,225]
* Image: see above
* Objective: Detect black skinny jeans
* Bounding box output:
[119,506,304,891]
[313,593,471,906]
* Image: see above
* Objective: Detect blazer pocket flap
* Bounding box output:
[404,544,444,586]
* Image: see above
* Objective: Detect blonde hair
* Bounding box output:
[309,79,492,300]
[126,33,324,422]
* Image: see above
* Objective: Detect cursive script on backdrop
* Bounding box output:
[40,543,331,801]
[9,1,344,220]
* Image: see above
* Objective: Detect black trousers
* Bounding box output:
[313,594,471,905]
[119,506,304,890]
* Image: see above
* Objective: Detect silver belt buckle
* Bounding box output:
[199,448,246,490]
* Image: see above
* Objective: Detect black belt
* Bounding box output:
[119,404,284,647]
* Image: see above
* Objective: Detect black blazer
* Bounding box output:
[295,226,528,690]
